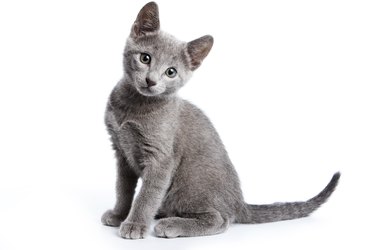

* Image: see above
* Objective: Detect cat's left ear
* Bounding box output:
[186,35,214,71]
[131,2,160,38]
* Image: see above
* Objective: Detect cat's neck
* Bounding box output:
[110,79,176,115]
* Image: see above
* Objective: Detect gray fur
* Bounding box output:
[101,2,340,239]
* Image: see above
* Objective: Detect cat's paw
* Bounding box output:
[119,222,148,239]
[154,218,182,238]
[101,210,124,227]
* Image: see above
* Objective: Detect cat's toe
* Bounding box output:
[101,210,124,227]
[119,222,147,239]
[154,219,181,238]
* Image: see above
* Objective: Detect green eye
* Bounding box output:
[140,53,151,64]
[165,67,177,78]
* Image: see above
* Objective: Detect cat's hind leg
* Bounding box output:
[154,209,229,238]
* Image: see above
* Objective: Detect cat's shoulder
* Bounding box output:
[179,99,200,113]
[178,98,210,121]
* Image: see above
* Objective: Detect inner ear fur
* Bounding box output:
[186,35,214,70]
[131,2,160,38]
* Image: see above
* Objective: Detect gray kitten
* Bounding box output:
[101,2,340,239]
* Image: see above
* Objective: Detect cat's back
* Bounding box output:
[164,99,244,217]
[177,99,240,179]
[177,99,232,161]
[178,99,219,142]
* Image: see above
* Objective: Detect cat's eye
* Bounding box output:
[140,53,151,64]
[165,67,177,78]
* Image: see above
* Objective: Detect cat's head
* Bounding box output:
[123,2,213,97]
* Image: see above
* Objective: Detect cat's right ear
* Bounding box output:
[131,2,160,38]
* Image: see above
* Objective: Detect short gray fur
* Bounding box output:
[101,2,341,239]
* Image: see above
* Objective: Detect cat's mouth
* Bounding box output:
[135,80,166,96]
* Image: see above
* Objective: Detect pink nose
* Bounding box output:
[146,78,157,87]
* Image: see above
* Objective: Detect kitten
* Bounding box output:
[101,2,340,239]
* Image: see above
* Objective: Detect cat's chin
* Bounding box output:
[136,86,164,97]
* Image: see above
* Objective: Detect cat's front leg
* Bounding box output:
[119,160,173,239]
[102,151,138,227]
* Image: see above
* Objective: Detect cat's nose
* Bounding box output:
[146,78,157,87]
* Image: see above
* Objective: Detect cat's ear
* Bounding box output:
[131,2,160,38]
[186,35,214,71]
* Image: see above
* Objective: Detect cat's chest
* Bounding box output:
[106,108,173,171]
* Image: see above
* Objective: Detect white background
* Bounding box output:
[0,0,374,249]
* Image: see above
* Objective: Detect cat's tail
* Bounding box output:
[236,172,340,224]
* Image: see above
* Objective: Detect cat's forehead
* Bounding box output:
[128,31,186,56]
